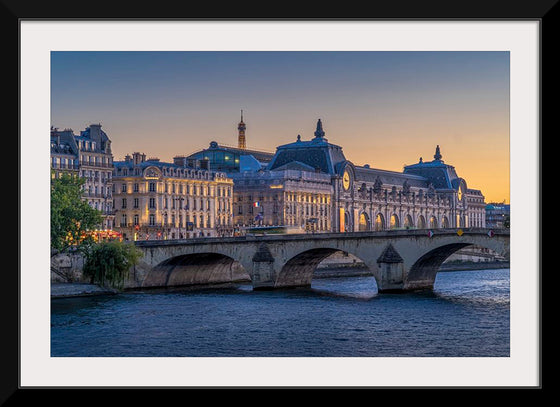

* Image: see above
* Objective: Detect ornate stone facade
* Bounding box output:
[231,164,333,231]
[266,119,486,232]
[112,152,234,240]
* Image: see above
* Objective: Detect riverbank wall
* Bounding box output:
[438,260,510,272]
[51,283,118,298]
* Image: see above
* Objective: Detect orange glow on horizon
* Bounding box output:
[110,125,509,205]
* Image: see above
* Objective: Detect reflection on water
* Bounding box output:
[51,269,509,357]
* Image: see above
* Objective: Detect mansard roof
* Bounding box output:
[267,119,347,174]
[77,123,110,143]
[114,159,178,170]
[353,166,429,188]
[272,160,317,172]
[402,145,460,189]
[50,129,79,156]
[113,154,220,179]
[189,142,275,163]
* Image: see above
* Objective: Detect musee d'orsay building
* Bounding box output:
[226,118,486,233]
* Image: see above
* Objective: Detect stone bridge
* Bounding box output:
[129,228,509,292]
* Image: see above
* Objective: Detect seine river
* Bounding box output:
[51,268,509,357]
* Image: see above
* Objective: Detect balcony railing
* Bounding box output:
[51,163,80,170]
[82,191,112,198]
[80,161,114,168]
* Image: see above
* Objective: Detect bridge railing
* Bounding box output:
[133,227,508,247]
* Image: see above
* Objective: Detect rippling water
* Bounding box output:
[51,268,509,357]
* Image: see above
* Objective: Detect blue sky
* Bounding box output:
[51,51,510,202]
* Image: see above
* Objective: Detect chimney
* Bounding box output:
[132,152,145,165]
[89,123,102,140]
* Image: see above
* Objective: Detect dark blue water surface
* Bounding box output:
[51,268,509,357]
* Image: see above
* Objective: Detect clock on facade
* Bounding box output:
[342,170,351,191]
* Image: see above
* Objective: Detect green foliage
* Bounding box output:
[51,172,103,254]
[83,241,142,289]
[504,215,510,228]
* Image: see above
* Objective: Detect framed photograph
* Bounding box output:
[13,3,548,395]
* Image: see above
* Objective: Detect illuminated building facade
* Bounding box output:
[50,124,115,230]
[112,152,234,240]
[231,164,333,231]
[264,119,486,232]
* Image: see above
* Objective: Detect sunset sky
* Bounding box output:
[51,51,510,203]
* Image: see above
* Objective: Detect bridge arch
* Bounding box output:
[276,247,380,289]
[133,230,509,293]
[141,251,250,288]
[407,243,471,288]
[406,238,509,291]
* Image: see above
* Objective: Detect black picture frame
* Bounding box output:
[9,0,551,400]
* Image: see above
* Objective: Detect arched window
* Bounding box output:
[429,216,438,228]
[441,216,449,228]
[390,214,399,229]
[417,215,426,229]
[404,214,413,229]
[359,212,369,231]
[374,213,385,231]
[344,212,350,231]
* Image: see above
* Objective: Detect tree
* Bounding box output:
[51,172,103,254]
[82,240,142,289]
